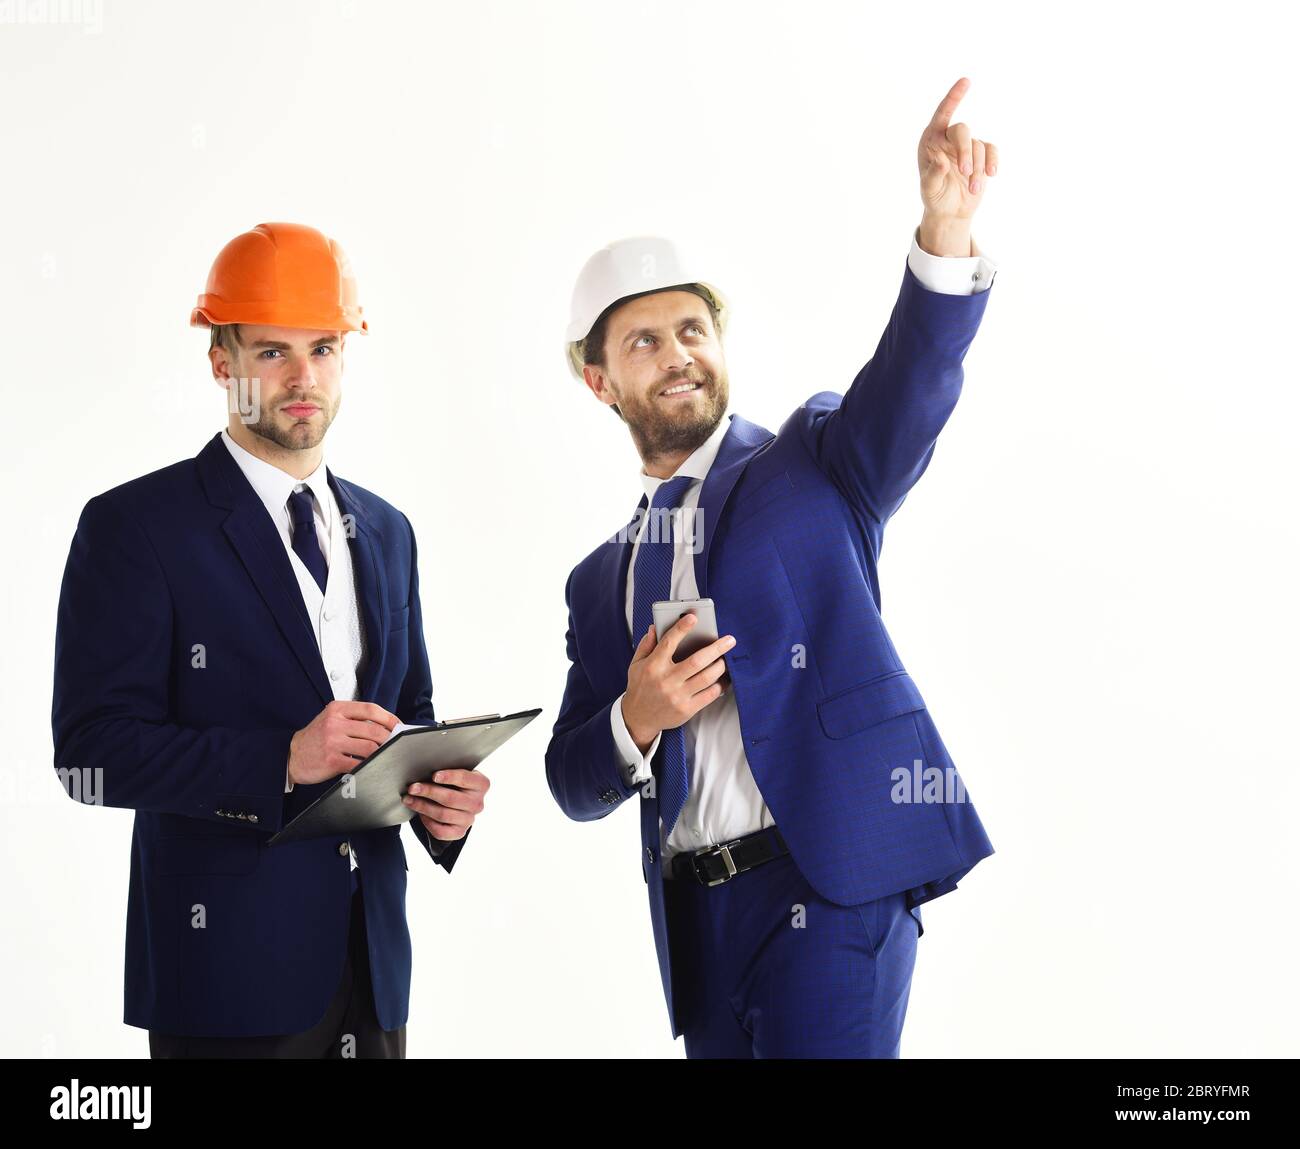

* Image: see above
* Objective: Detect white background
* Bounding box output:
[2,0,1296,1059]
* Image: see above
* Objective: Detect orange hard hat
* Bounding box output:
[190,221,368,333]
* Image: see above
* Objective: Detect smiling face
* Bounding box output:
[581,289,729,472]
[210,324,345,453]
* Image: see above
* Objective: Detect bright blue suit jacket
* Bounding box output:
[546,259,997,1036]
[51,432,465,1037]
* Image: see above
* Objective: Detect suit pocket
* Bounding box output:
[388,603,410,632]
[854,892,908,960]
[853,896,884,960]
[156,833,260,876]
[158,812,254,839]
[817,670,926,740]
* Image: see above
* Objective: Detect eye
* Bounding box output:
[633,335,653,349]
[313,345,334,355]
[258,349,282,360]
[685,324,705,337]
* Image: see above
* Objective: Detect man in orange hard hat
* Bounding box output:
[52,221,489,1057]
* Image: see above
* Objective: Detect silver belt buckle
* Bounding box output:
[702,840,740,887]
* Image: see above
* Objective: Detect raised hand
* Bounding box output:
[917,77,998,222]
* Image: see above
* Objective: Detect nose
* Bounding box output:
[285,353,319,392]
[660,336,694,374]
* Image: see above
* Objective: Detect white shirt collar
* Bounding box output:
[638,413,732,502]
[220,429,333,531]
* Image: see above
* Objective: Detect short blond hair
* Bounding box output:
[208,323,242,360]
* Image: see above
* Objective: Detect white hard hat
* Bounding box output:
[564,235,728,379]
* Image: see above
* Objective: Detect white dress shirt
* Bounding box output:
[220,430,369,871]
[609,230,999,871]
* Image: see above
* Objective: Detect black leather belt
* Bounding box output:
[669,826,789,886]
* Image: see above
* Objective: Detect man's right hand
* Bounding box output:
[621,614,735,754]
[287,701,399,786]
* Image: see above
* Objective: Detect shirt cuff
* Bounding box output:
[610,692,660,787]
[908,227,998,295]
[285,763,294,794]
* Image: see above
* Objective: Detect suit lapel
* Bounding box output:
[592,413,774,682]
[196,432,392,707]
[599,494,647,667]
[692,413,774,595]
[197,433,335,707]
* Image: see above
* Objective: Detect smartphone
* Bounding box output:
[652,598,721,663]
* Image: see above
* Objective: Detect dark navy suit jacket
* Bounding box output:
[546,259,997,1036]
[51,432,465,1037]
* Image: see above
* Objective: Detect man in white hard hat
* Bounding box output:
[546,78,999,1057]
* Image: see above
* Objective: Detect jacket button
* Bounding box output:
[338,842,351,857]
[644,846,655,865]
[248,814,259,824]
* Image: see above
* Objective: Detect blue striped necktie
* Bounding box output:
[631,474,696,835]
[288,488,328,594]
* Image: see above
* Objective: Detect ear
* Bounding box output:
[581,363,618,408]
[209,344,231,385]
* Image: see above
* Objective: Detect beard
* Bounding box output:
[246,392,337,451]
[617,368,729,463]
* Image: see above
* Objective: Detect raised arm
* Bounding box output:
[800,77,1000,525]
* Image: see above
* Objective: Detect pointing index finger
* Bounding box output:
[929,76,970,132]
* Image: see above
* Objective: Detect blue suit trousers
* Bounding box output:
[663,853,921,1058]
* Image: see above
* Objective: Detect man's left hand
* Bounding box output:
[404,768,490,841]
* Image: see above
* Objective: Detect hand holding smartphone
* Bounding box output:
[652,598,720,662]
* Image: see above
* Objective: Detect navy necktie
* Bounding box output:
[631,474,696,836]
[288,488,328,594]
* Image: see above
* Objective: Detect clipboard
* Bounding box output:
[267,708,542,846]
